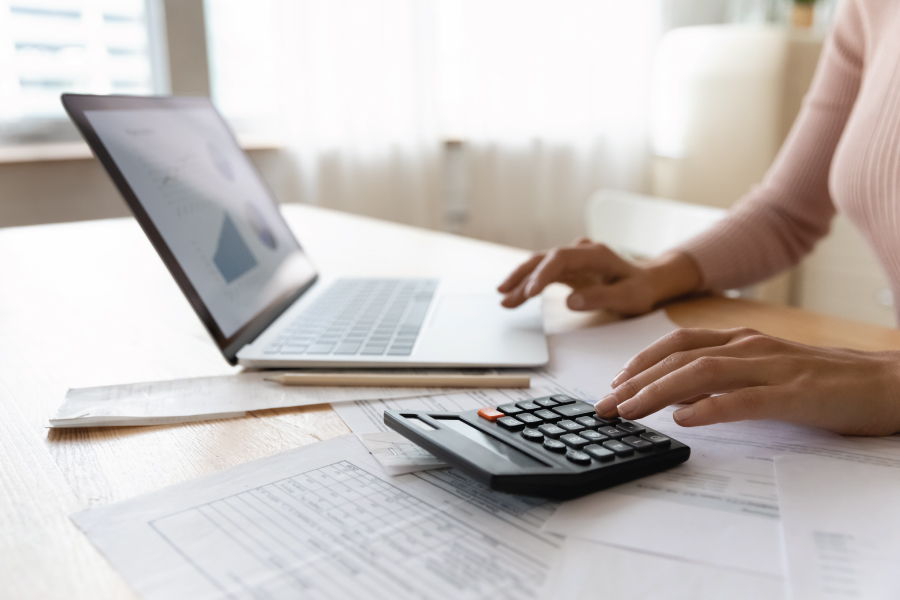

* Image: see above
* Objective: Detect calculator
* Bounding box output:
[385,394,690,499]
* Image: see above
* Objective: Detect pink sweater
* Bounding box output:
[678,0,900,320]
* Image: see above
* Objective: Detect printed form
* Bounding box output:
[72,435,562,600]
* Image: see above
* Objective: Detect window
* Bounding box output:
[0,0,165,143]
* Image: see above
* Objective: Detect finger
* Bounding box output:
[673,387,779,427]
[524,245,622,299]
[574,237,593,247]
[615,356,771,420]
[611,328,749,387]
[566,282,636,312]
[595,393,711,418]
[498,255,544,293]
[500,278,531,308]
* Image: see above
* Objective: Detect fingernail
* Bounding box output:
[594,393,617,415]
[569,294,584,309]
[618,399,637,418]
[611,369,627,387]
[673,406,696,424]
[524,283,535,297]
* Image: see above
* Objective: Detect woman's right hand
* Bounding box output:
[497,239,704,316]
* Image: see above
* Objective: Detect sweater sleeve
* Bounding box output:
[675,0,867,291]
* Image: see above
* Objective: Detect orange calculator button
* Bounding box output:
[477,407,504,421]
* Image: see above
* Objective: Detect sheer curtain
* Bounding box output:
[206,0,665,250]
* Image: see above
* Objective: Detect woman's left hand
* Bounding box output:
[594,327,900,436]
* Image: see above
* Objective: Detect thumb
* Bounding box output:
[567,282,646,314]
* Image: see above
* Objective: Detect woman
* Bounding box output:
[499,0,900,437]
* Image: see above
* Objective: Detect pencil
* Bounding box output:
[264,373,530,388]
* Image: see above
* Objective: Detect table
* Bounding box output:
[3,204,900,599]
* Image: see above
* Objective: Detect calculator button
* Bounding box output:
[597,426,627,439]
[521,428,544,443]
[517,413,542,426]
[543,438,567,453]
[538,424,565,439]
[641,432,671,448]
[497,403,522,416]
[550,395,578,405]
[560,434,590,449]
[557,420,585,433]
[498,416,525,431]
[617,422,646,435]
[597,416,621,425]
[477,407,504,421]
[602,440,634,457]
[534,397,559,408]
[576,416,602,428]
[580,430,608,443]
[622,436,654,452]
[515,400,541,411]
[535,409,561,423]
[551,402,596,419]
[566,449,592,465]
[584,444,616,462]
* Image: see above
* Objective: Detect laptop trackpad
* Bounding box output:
[429,293,526,329]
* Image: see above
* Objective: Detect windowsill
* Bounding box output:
[0,134,285,164]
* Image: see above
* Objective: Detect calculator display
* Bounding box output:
[439,418,546,468]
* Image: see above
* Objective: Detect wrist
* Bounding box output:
[643,251,704,307]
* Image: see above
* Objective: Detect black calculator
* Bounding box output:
[385,394,690,499]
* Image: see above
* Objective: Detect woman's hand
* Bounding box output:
[498,239,703,316]
[595,327,900,436]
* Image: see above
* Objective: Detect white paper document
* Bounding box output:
[72,435,563,600]
[358,431,448,475]
[50,371,453,428]
[776,454,900,600]
[544,537,785,600]
[545,405,900,578]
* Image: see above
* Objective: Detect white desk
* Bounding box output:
[4,204,900,598]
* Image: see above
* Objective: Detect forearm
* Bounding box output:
[643,251,703,307]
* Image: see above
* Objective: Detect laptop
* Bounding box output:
[62,94,549,368]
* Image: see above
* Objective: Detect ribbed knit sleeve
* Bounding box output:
[675,0,867,291]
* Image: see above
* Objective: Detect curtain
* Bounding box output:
[206,0,670,250]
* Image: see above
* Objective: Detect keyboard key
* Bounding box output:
[550,395,578,405]
[602,440,634,457]
[334,343,361,354]
[543,438,567,453]
[617,422,646,435]
[579,430,608,443]
[516,400,541,411]
[360,346,387,355]
[307,343,335,354]
[560,433,590,449]
[583,444,615,462]
[622,436,654,452]
[597,426,627,439]
[538,424,566,439]
[551,402,596,419]
[477,407,504,422]
[387,348,413,356]
[596,416,621,425]
[534,409,562,423]
[534,397,559,408]
[641,432,671,448]
[498,417,525,431]
[516,413,542,426]
[496,403,522,416]
[521,428,544,443]
[566,449,592,465]
[575,416,602,428]
[557,420,585,433]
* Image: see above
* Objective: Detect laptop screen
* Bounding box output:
[64,95,317,363]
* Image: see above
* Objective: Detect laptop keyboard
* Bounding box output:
[265,278,438,357]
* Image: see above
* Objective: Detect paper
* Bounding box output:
[50,370,465,427]
[358,431,448,475]
[776,454,900,600]
[544,405,900,577]
[72,435,563,600]
[543,537,786,600]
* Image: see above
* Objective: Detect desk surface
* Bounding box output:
[4,204,900,598]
